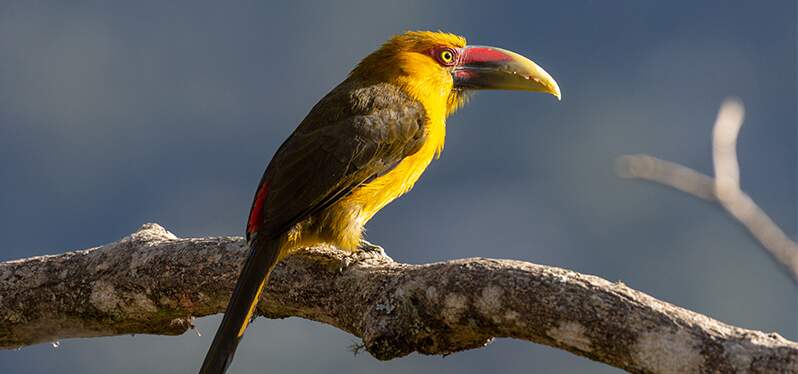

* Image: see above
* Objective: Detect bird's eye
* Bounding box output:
[440,50,453,62]
[437,48,457,66]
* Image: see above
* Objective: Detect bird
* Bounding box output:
[199,30,560,374]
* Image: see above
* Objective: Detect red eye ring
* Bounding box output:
[430,47,458,66]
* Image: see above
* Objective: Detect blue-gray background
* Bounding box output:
[1,1,795,373]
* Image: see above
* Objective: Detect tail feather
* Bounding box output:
[199,238,281,374]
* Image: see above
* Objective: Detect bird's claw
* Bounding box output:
[357,239,386,255]
[338,239,392,272]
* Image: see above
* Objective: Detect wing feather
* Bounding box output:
[246,82,426,239]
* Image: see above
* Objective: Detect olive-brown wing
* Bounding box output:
[251,102,426,238]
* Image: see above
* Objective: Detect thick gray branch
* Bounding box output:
[1,224,796,373]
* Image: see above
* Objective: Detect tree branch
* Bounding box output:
[617,98,798,281]
[2,223,796,373]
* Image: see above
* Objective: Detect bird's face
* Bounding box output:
[355,31,560,115]
[421,43,561,98]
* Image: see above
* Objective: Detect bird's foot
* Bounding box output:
[339,239,393,271]
[357,239,387,256]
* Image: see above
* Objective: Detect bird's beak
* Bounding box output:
[453,45,561,100]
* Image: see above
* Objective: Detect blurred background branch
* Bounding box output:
[1,223,797,373]
[617,99,798,282]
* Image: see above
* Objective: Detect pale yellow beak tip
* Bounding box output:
[544,71,562,101]
[534,64,561,101]
[552,83,562,101]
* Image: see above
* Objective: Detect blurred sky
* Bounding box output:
[0,1,795,373]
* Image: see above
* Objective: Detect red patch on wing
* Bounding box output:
[461,46,513,64]
[247,182,269,236]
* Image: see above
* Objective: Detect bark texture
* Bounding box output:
[1,223,796,373]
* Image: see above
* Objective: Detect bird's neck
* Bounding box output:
[351,54,453,156]
[393,75,448,158]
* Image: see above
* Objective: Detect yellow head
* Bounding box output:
[351,31,561,116]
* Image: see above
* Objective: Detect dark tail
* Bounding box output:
[199,238,281,374]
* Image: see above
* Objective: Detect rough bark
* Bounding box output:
[1,223,796,373]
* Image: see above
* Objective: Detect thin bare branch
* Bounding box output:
[2,223,796,373]
[616,155,717,202]
[617,99,798,281]
[712,98,745,191]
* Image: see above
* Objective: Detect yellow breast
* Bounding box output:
[345,113,445,223]
[343,54,454,224]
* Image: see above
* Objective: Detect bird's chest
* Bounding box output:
[345,118,445,221]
